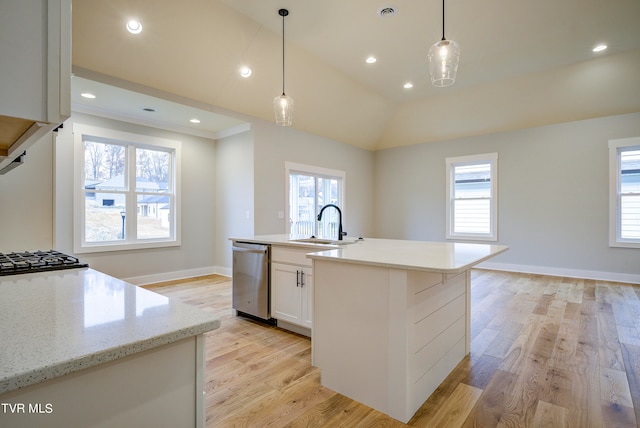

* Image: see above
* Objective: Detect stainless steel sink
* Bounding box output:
[289,237,358,246]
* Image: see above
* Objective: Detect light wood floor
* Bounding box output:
[144,270,640,427]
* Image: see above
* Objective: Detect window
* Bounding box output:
[445,153,498,241]
[73,124,181,253]
[609,137,640,248]
[285,162,345,239]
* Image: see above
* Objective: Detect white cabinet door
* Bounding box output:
[271,262,303,325]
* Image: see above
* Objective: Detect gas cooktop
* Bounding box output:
[0,250,88,276]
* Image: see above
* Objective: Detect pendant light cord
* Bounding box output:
[281,10,286,95]
[441,0,446,41]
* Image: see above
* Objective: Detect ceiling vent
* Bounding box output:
[377,7,397,17]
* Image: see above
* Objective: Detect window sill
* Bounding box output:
[74,239,180,254]
[609,241,640,249]
[446,235,498,243]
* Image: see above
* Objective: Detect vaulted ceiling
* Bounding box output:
[72,0,640,150]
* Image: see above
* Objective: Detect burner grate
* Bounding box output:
[0,250,88,276]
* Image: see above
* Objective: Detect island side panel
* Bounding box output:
[406,270,468,417]
[312,259,391,414]
[312,257,472,424]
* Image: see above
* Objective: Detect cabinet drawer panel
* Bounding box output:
[272,246,313,266]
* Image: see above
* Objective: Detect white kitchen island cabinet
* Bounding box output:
[271,246,314,335]
[0,268,219,428]
[308,239,508,424]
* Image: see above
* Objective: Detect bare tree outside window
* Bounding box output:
[82,140,174,243]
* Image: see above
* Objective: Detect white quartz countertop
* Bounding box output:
[0,268,220,395]
[230,235,508,273]
[307,238,508,273]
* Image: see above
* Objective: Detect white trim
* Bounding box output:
[73,123,182,254]
[445,152,498,242]
[608,137,640,248]
[285,161,346,179]
[476,261,640,285]
[122,266,230,286]
[284,161,346,237]
[275,320,311,337]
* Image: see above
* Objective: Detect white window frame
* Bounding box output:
[609,137,640,248]
[73,123,181,253]
[445,153,498,241]
[285,161,345,238]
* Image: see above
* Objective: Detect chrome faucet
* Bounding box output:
[317,204,346,240]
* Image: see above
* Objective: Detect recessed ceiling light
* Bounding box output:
[189,118,201,124]
[80,92,96,99]
[126,19,143,34]
[240,66,252,78]
[592,44,607,52]
[403,82,414,89]
[377,7,397,18]
[366,56,377,64]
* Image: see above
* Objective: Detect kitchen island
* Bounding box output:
[307,238,508,423]
[0,268,219,428]
[230,234,507,422]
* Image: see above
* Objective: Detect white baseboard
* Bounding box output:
[123,263,640,287]
[477,261,640,285]
[276,320,311,337]
[123,266,231,286]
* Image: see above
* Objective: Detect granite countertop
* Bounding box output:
[0,268,220,395]
[230,234,508,274]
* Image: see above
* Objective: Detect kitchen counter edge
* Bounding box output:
[0,268,220,395]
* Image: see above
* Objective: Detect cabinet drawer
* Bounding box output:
[272,246,313,267]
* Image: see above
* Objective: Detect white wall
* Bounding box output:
[0,132,54,252]
[252,120,375,239]
[54,113,218,282]
[214,129,254,273]
[374,112,640,281]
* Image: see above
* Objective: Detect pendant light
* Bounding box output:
[274,8,294,126]
[428,0,460,87]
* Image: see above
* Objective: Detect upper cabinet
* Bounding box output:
[0,0,71,172]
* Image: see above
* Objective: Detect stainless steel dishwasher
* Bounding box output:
[232,241,273,322]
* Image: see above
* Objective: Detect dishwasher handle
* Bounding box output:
[232,246,268,254]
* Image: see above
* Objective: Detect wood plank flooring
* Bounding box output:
[144,270,640,427]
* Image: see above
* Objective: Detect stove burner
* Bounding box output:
[0,250,88,276]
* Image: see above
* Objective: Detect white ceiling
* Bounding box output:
[71,76,248,139]
[71,0,640,150]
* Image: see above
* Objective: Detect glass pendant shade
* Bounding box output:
[428,39,460,87]
[273,93,294,126]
